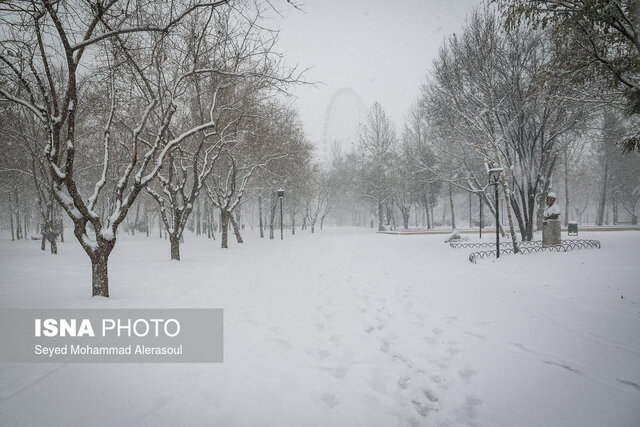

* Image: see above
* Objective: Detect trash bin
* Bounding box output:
[568,221,578,236]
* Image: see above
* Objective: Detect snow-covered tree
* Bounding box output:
[356,102,396,231]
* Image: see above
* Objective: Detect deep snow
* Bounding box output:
[0,228,639,426]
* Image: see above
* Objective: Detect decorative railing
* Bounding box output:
[447,240,601,263]
[449,241,541,249]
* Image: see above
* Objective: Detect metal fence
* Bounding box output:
[448,239,601,264]
[449,241,542,249]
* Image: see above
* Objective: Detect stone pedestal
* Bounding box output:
[542,219,561,246]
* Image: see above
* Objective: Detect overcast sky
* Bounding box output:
[268,0,483,160]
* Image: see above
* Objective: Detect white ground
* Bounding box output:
[0,228,639,426]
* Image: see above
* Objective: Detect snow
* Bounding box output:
[100,228,114,241]
[0,229,639,426]
[80,234,97,250]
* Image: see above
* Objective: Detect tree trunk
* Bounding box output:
[220,210,229,248]
[269,198,276,240]
[596,163,608,226]
[563,145,570,227]
[320,209,328,231]
[292,214,296,235]
[612,189,618,225]
[170,234,180,260]
[132,203,140,236]
[229,213,243,243]
[48,228,57,254]
[210,207,215,240]
[424,195,431,229]
[430,203,434,229]
[449,184,456,230]
[9,197,14,241]
[91,251,110,297]
[15,189,22,240]
[403,213,409,229]
[196,201,201,235]
[500,180,520,253]
[378,202,384,231]
[258,192,264,238]
[206,202,211,238]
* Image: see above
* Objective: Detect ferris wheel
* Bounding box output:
[321,87,366,163]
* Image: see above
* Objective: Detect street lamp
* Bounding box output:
[486,163,504,259]
[277,188,285,240]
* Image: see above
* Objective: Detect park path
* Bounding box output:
[0,228,639,426]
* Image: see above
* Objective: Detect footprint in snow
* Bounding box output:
[398,375,411,390]
[335,365,349,378]
[430,374,446,385]
[422,388,439,403]
[321,393,340,409]
[510,342,530,352]
[463,396,483,420]
[272,338,291,349]
[458,367,478,380]
[423,336,436,344]
[411,398,437,417]
[463,330,486,340]
[307,348,331,360]
[391,353,414,369]
[447,344,460,356]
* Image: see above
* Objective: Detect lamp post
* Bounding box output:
[277,188,284,240]
[486,164,504,259]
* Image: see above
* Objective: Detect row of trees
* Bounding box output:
[348,4,639,242]
[1,1,638,297]
[0,0,339,298]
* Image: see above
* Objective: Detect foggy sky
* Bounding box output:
[270,0,483,159]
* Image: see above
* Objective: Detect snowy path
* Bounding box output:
[0,228,639,426]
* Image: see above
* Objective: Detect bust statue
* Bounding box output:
[543,192,561,220]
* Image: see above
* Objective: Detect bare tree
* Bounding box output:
[0,0,241,296]
[356,102,396,231]
[422,10,587,241]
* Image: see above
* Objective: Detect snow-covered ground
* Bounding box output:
[0,228,639,426]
